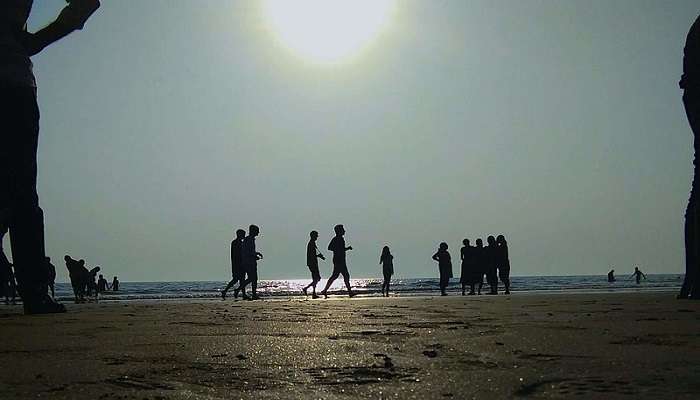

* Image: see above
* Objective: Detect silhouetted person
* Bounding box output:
[474,238,486,294]
[86,266,100,300]
[485,236,499,295]
[496,235,511,294]
[302,230,325,298]
[97,274,109,293]
[460,239,477,295]
[631,266,647,284]
[380,246,394,297]
[320,224,354,298]
[111,276,119,292]
[432,242,452,296]
[45,257,56,298]
[221,229,246,300]
[680,15,700,300]
[608,269,616,283]
[238,225,263,300]
[65,255,89,303]
[1,0,100,314]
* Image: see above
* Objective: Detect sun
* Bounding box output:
[263,0,396,64]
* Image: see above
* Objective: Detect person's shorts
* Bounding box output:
[308,265,321,282]
[332,262,349,276]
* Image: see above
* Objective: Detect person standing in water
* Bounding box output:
[221,229,245,300]
[608,269,616,282]
[97,274,109,293]
[1,0,100,314]
[460,239,477,295]
[302,230,325,299]
[680,15,700,300]
[631,266,647,284]
[432,242,452,296]
[496,235,511,294]
[238,225,263,300]
[111,276,119,292]
[380,246,394,297]
[320,224,354,298]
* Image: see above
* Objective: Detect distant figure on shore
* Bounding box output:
[45,257,56,298]
[432,242,452,296]
[321,224,354,298]
[302,230,325,299]
[380,246,394,297]
[1,0,100,314]
[97,274,109,293]
[485,236,499,295]
[221,229,245,300]
[608,269,616,282]
[680,15,700,300]
[460,239,477,295]
[238,225,263,300]
[474,238,486,294]
[631,266,647,284]
[112,276,119,292]
[496,235,511,294]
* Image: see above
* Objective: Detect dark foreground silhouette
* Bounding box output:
[680,14,700,299]
[0,0,100,314]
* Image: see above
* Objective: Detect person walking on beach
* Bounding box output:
[474,238,486,295]
[380,246,394,297]
[631,266,647,284]
[432,242,452,296]
[1,0,100,314]
[320,224,354,298]
[485,236,499,295]
[302,230,325,298]
[608,269,616,283]
[221,229,246,300]
[238,225,263,300]
[680,15,700,300]
[460,239,477,295]
[496,235,511,294]
[111,276,119,292]
[45,257,56,298]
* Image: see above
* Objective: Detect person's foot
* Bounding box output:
[251,294,260,300]
[24,295,66,315]
[348,291,356,298]
[467,291,475,296]
[241,292,250,300]
[312,293,319,299]
[302,287,308,296]
[461,291,465,296]
[441,292,448,296]
[221,290,226,300]
[233,288,239,299]
[504,290,511,295]
[320,290,328,299]
[485,291,497,295]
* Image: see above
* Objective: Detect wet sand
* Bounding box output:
[0,292,698,399]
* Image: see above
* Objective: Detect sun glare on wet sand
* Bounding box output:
[263,0,396,64]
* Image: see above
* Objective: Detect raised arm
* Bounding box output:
[20,0,100,56]
[432,252,439,262]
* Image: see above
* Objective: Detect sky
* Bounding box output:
[5,0,698,282]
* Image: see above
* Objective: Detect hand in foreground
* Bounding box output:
[61,0,101,30]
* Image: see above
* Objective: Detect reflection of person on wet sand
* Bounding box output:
[320,224,354,298]
[631,266,646,284]
[221,229,245,300]
[608,269,616,282]
[302,230,325,299]
[380,246,394,297]
[432,242,452,296]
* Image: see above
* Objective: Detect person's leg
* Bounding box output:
[250,266,258,299]
[321,269,340,297]
[340,269,353,296]
[222,278,236,299]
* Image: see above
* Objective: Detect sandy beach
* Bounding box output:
[0,292,698,399]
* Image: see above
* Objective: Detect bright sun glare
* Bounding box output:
[263,0,396,64]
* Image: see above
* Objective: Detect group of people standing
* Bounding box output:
[63,255,118,303]
[432,235,511,297]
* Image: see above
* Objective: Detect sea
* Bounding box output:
[49,274,684,302]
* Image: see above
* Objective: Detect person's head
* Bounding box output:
[310,230,319,240]
[45,256,51,262]
[113,276,118,280]
[334,224,345,236]
[634,266,639,271]
[462,238,470,246]
[382,246,390,256]
[249,224,260,237]
[64,255,71,262]
[235,229,245,239]
[476,238,483,248]
[496,235,506,245]
[487,235,496,245]
[99,274,103,279]
[439,242,448,251]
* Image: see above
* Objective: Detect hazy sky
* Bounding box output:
[6,0,698,282]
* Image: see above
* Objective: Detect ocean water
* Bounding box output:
[50,274,684,302]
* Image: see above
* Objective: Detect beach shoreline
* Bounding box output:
[1,292,698,399]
